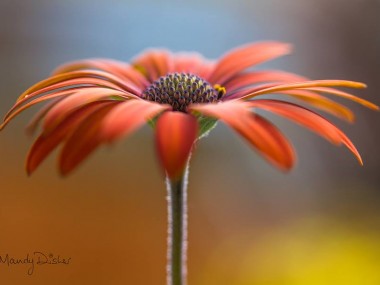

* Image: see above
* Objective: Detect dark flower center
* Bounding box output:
[142,73,223,112]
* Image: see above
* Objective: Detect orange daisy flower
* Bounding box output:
[1,41,377,179]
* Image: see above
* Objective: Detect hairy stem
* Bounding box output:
[166,163,189,285]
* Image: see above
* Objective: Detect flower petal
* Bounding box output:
[279,90,354,122]
[101,100,171,143]
[247,114,296,169]
[17,70,142,102]
[224,70,307,93]
[1,77,125,124]
[223,83,278,100]
[58,102,118,176]
[208,42,292,84]
[190,101,295,170]
[133,50,174,81]
[155,112,198,179]
[240,80,367,100]
[42,88,130,133]
[53,59,150,88]
[231,87,355,122]
[172,52,212,76]
[26,101,113,175]
[248,99,362,164]
[302,87,379,110]
[1,85,134,131]
[1,89,77,131]
[25,98,64,135]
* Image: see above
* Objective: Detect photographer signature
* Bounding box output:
[0,252,71,275]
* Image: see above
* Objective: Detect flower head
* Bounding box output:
[1,42,378,179]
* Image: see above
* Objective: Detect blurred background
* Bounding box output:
[0,0,379,284]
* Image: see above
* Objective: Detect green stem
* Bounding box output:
[166,162,189,285]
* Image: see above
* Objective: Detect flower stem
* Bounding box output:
[166,163,189,285]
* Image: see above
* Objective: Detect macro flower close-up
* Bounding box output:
[1,1,380,284]
[1,42,377,179]
[1,39,378,285]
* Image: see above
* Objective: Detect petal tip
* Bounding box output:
[58,165,71,177]
[25,168,33,177]
[357,155,364,166]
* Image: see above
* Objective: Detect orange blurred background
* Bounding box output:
[0,0,379,284]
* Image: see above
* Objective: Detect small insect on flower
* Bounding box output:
[1,42,378,179]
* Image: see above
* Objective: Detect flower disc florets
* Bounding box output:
[142,73,219,112]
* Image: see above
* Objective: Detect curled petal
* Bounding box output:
[279,90,354,122]
[11,77,125,112]
[248,99,362,164]
[224,70,308,93]
[190,101,295,170]
[42,88,130,133]
[17,70,142,102]
[26,101,114,175]
[0,85,133,131]
[58,102,118,176]
[155,112,198,179]
[26,98,64,135]
[223,83,278,100]
[250,115,296,169]
[1,89,77,131]
[240,80,367,100]
[303,87,379,110]
[2,78,124,125]
[208,42,292,84]
[101,100,171,143]
[53,59,150,88]
[226,87,355,122]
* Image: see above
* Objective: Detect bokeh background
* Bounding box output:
[0,0,379,284]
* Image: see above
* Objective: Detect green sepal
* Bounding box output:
[148,112,218,139]
[197,116,218,139]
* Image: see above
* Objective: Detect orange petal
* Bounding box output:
[196,60,215,79]
[224,83,278,100]
[240,80,367,100]
[224,70,308,92]
[7,77,126,119]
[2,78,124,123]
[133,49,174,81]
[246,114,296,169]
[172,52,208,74]
[1,89,77,131]
[19,77,124,103]
[278,90,354,122]
[336,129,363,165]
[208,42,292,84]
[302,87,379,110]
[53,59,150,88]
[190,101,295,170]
[1,85,134,131]
[101,100,171,143]
[25,98,64,135]
[17,70,142,102]
[249,99,362,164]
[42,88,130,133]
[26,101,113,175]
[58,103,118,176]
[155,112,198,179]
